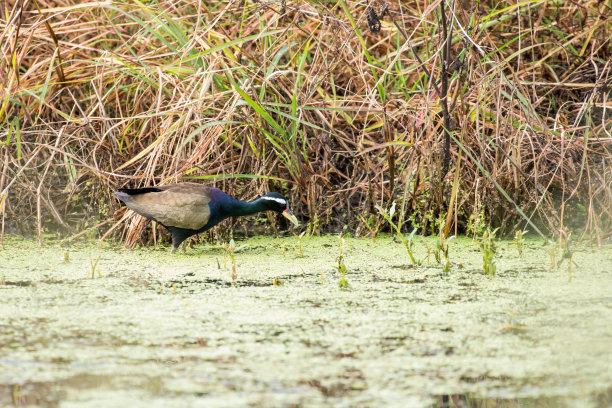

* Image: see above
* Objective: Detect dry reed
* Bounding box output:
[0,0,610,247]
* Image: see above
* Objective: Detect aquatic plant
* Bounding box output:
[88,253,102,279]
[336,233,349,289]
[406,229,420,265]
[295,231,306,258]
[281,244,288,258]
[376,203,420,265]
[219,242,228,268]
[558,231,578,282]
[467,208,486,240]
[513,229,527,258]
[434,220,454,273]
[544,240,558,270]
[226,239,248,282]
[440,242,451,274]
[435,236,453,274]
[358,214,380,242]
[480,228,498,277]
[337,257,348,289]
[229,239,238,281]
[307,213,320,237]
[421,239,433,265]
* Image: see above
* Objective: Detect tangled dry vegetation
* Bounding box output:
[0,0,610,247]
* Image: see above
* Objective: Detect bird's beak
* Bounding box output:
[283,207,299,226]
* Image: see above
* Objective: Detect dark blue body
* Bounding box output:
[169,188,273,248]
[201,188,233,231]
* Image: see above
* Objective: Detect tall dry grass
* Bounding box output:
[0,0,610,247]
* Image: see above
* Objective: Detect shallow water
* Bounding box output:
[1,235,611,407]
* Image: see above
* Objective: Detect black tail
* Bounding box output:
[117,187,164,195]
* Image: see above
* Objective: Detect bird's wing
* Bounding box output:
[123,184,212,230]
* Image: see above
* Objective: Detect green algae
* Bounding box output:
[0,235,611,407]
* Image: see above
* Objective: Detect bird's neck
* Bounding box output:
[224,197,270,217]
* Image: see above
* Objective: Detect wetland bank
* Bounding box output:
[1,235,611,407]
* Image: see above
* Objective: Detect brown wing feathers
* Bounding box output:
[116,183,212,230]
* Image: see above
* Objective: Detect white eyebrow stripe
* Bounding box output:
[261,196,286,205]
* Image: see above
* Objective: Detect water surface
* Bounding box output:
[1,235,610,407]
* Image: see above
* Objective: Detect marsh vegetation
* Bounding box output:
[0,0,610,246]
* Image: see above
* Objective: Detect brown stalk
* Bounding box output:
[30,0,67,84]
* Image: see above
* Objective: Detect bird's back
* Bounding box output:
[114,183,213,230]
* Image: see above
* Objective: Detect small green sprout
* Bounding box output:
[376,203,420,265]
[307,213,320,236]
[480,227,498,277]
[440,243,451,274]
[544,240,558,270]
[226,239,248,282]
[229,240,237,281]
[337,258,348,289]
[220,242,228,268]
[295,231,306,258]
[513,229,527,258]
[359,214,379,242]
[401,227,419,265]
[558,230,578,282]
[337,233,349,289]
[12,384,19,406]
[421,239,432,265]
[467,208,486,240]
[435,221,454,273]
[88,253,102,279]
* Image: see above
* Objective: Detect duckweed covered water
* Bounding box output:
[1,235,611,407]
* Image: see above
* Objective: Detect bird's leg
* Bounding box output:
[170,246,177,254]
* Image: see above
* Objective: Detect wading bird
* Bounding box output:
[114,183,298,252]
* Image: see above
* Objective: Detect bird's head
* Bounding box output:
[261,192,299,226]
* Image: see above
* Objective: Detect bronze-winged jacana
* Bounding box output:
[114,183,298,252]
